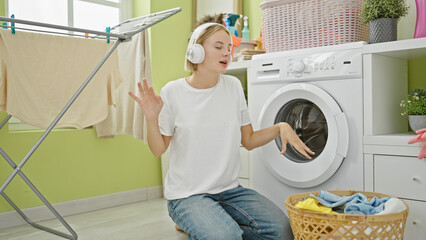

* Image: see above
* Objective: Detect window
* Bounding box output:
[5,0,132,131]
[6,0,132,31]
[73,1,121,31]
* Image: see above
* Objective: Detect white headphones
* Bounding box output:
[186,23,231,64]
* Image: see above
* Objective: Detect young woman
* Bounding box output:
[129,23,314,240]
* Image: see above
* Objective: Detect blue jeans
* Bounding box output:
[167,185,294,240]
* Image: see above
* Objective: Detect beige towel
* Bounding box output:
[0,29,122,129]
[95,31,152,141]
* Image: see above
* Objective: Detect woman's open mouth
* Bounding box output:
[219,60,228,67]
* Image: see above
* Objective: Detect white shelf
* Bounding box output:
[364,133,420,146]
[363,38,425,159]
[363,133,422,157]
[226,60,250,75]
[228,60,250,69]
[363,37,426,60]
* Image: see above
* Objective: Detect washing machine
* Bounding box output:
[248,42,366,212]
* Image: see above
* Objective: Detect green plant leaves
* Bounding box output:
[360,0,409,24]
[401,88,426,116]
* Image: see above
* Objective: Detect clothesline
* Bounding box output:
[1,25,117,41]
[0,15,126,40]
[0,7,181,42]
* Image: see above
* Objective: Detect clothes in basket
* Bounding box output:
[310,191,391,215]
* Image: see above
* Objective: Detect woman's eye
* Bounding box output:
[215,46,222,50]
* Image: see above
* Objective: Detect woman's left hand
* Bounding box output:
[278,122,315,159]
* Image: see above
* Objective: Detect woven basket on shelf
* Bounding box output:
[261,0,369,52]
[285,190,409,240]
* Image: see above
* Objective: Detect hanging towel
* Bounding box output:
[310,191,391,215]
[0,29,122,129]
[95,31,151,141]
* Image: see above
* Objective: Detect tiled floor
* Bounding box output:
[0,198,188,240]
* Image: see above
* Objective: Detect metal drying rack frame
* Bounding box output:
[0,7,181,240]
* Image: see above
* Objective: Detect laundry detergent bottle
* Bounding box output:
[242,16,249,39]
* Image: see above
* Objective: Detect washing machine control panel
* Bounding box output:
[287,53,338,78]
[251,48,363,84]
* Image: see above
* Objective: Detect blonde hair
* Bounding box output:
[185,24,230,72]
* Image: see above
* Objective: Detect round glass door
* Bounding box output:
[258,83,349,188]
[274,99,328,163]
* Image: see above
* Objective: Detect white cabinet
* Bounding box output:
[404,198,426,240]
[363,38,426,239]
[365,154,426,239]
[227,60,250,101]
[227,61,252,188]
[374,155,426,201]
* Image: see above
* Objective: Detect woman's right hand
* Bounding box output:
[128,78,164,120]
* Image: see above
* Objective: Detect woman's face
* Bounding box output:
[199,30,232,74]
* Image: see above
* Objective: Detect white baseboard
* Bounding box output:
[0,185,163,230]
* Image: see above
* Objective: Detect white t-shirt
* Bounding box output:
[159,74,251,200]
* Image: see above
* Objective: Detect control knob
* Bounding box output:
[292,61,305,73]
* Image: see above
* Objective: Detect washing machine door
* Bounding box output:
[258,83,349,188]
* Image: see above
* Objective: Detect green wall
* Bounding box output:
[242,0,264,40]
[399,0,425,91]
[408,59,426,91]
[133,0,150,17]
[0,0,424,214]
[0,117,160,211]
[0,0,3,19]
[149,0,193,91]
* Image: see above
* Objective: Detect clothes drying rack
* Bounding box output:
[0,7,181,240]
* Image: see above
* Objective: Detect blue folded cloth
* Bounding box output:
[309,191,391,215]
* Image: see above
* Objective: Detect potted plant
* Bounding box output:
[360,0,409,43]
[400,88,426,132]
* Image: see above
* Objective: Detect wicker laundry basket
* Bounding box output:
[261,0,368,52]
[285,190,409,240]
